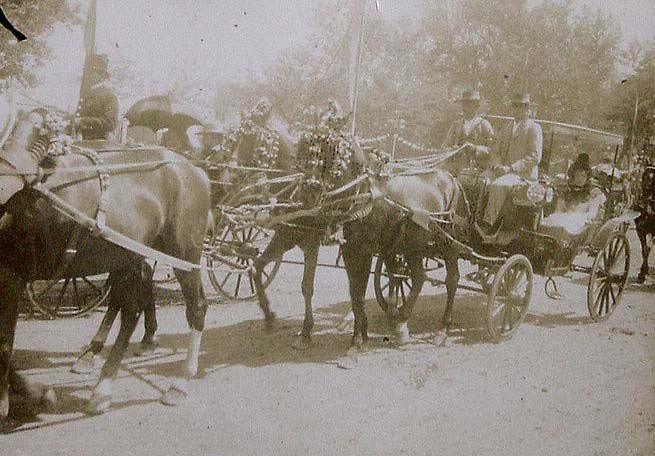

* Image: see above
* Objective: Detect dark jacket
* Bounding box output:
[76,86,119,140]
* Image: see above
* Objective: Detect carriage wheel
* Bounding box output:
[26,274,111,318]
[587,232,630,322]
[487,255,533,342]
[374,254,423,314]
[206,221,281,301]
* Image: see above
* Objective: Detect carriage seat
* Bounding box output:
[539,212,591,239]
[539,189,606,243]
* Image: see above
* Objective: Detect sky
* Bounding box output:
[26,0,655,116]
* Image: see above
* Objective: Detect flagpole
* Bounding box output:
[350,2,366,137]
[78,0,97,105]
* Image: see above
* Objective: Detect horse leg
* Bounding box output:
[0,268,21,431]
[292,241,320,351]
[636,225,650,283]
[435,254,460,347]
[341,242,374,359]
[135,261,158,356]
[161,268,206,406]
[394,253,425,345]
[253,229,294,329]
[71,283,119,374]
[87,265,141,415]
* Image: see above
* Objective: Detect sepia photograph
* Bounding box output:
[0,0,654,454]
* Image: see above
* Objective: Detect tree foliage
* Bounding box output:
[216,0,623,148]
[0,0,79,86]
[421,0,621,135]
[608,43,655,147]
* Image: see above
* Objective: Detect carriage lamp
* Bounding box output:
[526,182,547,204]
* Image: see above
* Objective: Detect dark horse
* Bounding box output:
[636,165,655,283]
[339,169,465,357]
[254,141,468,353]
[0,108,211,425]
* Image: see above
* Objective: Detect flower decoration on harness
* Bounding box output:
[295,100,354,192]
[31,110,73,158]
[210,97,280,171]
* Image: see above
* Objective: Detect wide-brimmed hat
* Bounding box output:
[457,89,481,103]
[511,93,531,106]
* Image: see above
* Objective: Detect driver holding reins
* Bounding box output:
[442,88,494,151]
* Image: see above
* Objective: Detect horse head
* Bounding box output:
[0,106,49,204]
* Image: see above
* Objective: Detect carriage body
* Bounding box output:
[479,118,634,320]
[374,118,636,341]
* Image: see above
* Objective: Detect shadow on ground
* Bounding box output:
[9,279,617,431]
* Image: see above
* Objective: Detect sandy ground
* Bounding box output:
[3,230,655,456]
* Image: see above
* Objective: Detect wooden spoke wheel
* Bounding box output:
[587,232,630,322]
[374,254,423,314]
[487,255,533,342]
[26,274,110,318]
[206,220,281,301]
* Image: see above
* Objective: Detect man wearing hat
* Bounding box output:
[74,54,119,141]
[442,88,494,151]
[479,93,543,234]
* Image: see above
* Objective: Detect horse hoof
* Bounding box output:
[86,393,112,415]
[71,355,96,374]
[433,332,449,348]
[393,323,411,345]
[134,340,159,357]
[264,314,277,331]
[26,383,57,410]
[0,416,20,434]
[41,387,57,410]
[160,385,188,407]
[291,337,311,351]
[337,354,358,370]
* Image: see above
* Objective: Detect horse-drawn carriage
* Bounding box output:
[22,99,636,350]
[1,96,640,423]
[373,118,636,341]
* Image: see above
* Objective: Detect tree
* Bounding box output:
[0,0,79,87]
[608,43,655,148]
[419,0,621,134]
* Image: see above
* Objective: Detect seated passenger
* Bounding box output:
[540,153,606,242]
[476,93,542,236]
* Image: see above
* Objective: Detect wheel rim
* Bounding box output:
[26,274,110,318]
[206,220,281,301]
[487,255,533,341]
[587,233,630,321]
[374,254,422,313]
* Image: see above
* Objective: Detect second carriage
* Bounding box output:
[373,118,636,341]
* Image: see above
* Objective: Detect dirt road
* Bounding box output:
[4,236,655,455]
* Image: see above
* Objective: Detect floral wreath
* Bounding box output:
[295,100,354,190]
[32,110,73,157]
[211,98,279,170]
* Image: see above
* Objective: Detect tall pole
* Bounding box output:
[78,0,97,104]
[349,1,366,137]
[631,90,640,148]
